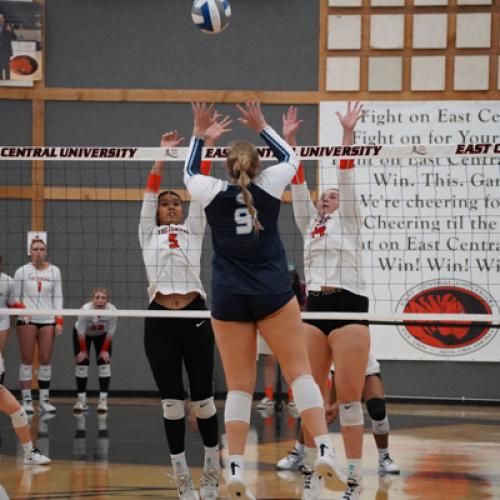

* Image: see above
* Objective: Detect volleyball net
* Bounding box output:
[1,143,499,359]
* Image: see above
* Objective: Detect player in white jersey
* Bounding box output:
[13,239,63,415]
[289,102,369,500]
[72,288,117,413]
[329,354,400,474]
[278,352,400,475]
[140,118,230,500]
[0,255,15,385]
[185,102,344,500]
[0,352,51,465]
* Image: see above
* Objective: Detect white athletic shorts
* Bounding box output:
[257,333,273,356]
[0,316,10,331]
[331,353,381,376]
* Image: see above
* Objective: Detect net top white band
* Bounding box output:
[1,143,499,161]
[1,308,499,323]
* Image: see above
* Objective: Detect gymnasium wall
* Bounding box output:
[1,0,499,400]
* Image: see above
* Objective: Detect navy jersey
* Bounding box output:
[184,126,300,295]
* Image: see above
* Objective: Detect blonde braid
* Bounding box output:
[233,153,264,233]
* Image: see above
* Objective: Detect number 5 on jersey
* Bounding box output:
[168,234,180,248]
[234,207,253,235]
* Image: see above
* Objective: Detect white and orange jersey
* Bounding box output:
[0,273,15,330]
[139,193,206,300]
[75,302,117,338]
[291,164,366,296]
[13,263,63,324]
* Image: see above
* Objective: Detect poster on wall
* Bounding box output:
[0,0,42,87]
[319,101,500,361]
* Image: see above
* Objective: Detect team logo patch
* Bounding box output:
[396,279,498,356]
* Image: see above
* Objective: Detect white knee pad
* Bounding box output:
[19,364,32,382]
[0,353,4,377]
[37,365,51,381]
[224,390,252,424]
[191,397,216,419]
[339,401,364,427]
[75,365,89,378]
[372,415,390,435]
[98,364,111,378]
[162,399,185,420]
[290,374,324,413]
[10,407,28,428]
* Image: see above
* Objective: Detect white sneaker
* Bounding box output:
[200,467,220,500]
[378,453,400,474]
[277,447,305,471]
[276,470,298,482]
[227,462,255,500]
[341,478,363,500]
[256,396,274,410]
[301,471,324,500]
[22,398,35,415]
[174,472,200,500]
[97,399,108,413]
[39,399,56,413]
[24,448,51,465]
[314,446,346,490]
[73,400,89,412]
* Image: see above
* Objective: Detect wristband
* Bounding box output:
[146,173,162,192]
[11,302,25,309]
[200,160,212,176]
[339,159,355,170]
[291,164,305,185]
[55,316,64,326]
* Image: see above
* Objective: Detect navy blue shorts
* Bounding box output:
[211,289,295,322]
[305,289,369,335]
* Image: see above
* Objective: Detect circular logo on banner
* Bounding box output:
[396,279,498,356]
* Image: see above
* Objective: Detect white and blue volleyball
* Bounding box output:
[191,0,231,34]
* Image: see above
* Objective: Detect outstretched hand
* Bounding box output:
[335,101,365,132]
[205,111,232,146]
[159,130,184,148]
[236,101,268,133]
[282,106,303,146]
[192,102,217,138]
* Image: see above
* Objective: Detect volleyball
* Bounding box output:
[191,0,231,34]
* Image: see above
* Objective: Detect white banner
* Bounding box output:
[319,101,500,361]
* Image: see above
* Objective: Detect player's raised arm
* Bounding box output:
[282,106,316,233]
[335,101,365,226]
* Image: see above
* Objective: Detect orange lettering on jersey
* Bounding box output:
[168,234,180,249]
[311,224,326,238]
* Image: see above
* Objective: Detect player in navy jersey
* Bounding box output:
[73,288,117,413]
[184,102,344,500]
[13,239,63,415]
[140,114,231,500]
[289,102,370,500]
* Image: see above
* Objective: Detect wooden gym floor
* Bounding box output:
[0,398,499,499]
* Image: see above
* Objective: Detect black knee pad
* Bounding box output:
[366,397,386,421]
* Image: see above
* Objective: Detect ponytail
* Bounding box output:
[228,142,263,234]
